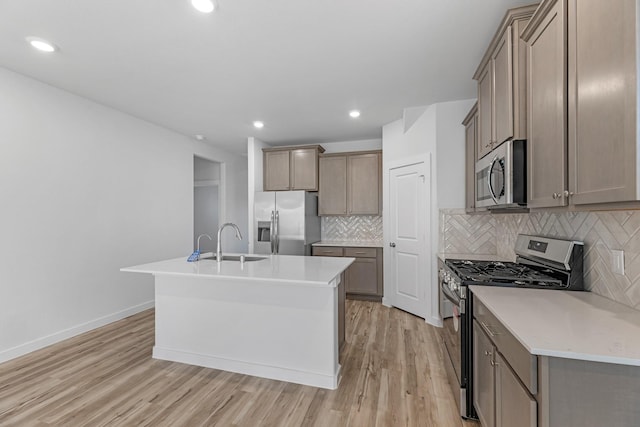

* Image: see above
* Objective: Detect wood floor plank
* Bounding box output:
[0,300,478,426]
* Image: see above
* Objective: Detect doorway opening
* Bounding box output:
[194,156,221,252]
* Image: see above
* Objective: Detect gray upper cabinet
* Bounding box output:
[492,26,513,145]
[477,63,493,160]
[522,0,567,209]
[522,0,640,208]
[567,0,639,205]
[290,148,319,190]
[263,150,291,191]
[463,103,478,213]
[318,155,347,215]
[319,150,381,216]
[348,153,380,215]
[473,5,537,160]
[263,145,324,191]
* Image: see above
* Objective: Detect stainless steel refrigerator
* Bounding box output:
[253,191,321,255]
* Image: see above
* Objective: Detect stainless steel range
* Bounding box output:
[438,234,584,419]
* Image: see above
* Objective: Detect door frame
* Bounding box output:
[383,153,434,323]
[193,155,227,248]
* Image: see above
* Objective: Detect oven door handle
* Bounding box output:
[441,282,462,308]
[487,155,499,204]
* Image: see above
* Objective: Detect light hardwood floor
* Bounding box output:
[0,301,479,426]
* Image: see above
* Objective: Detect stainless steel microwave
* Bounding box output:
[475,140,526,208]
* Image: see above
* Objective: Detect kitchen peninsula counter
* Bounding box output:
[122,254,354,389]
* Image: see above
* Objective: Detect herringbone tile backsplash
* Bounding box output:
[440,209,640,310]
[322,216,383,242]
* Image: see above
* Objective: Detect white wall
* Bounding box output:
[382,99,475,326]
[0,66,247,363]
[320,138,382,153]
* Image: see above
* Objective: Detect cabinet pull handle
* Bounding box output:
[481,321,499,337]
[484,350,492,357]
[355,251,366,255]
[564,190,574,198]
[490,359,499,367]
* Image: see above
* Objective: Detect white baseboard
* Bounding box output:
[0,300,155,364]
[153,346,341,390]
[427,315,443,327]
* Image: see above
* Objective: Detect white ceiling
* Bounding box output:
[0,0,535,154]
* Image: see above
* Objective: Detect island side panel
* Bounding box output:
[153,274,341,389]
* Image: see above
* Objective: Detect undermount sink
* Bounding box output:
[199,254,267,262]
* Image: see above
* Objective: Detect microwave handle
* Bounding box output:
[487,156,500,204]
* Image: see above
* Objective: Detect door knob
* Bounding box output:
[390,242,396,248]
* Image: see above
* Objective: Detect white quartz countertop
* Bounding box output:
[312,241,383,248]
[122,254,354,287]
[470,286,640,366]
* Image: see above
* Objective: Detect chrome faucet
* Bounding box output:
[216,223,242,262]
[196,234,212,254]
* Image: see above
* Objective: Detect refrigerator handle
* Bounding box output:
[274,211,280,254]
[270,211,275,254]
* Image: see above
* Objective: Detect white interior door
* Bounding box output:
[387,159,429,318]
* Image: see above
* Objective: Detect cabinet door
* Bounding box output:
[495,353,537,427]
[493,25,514,146]
[465,113,477,213]
[348,153,380,215]
[318,156,347,215]
[264,151,290,191]
[345,257,378,295]
[291,148,318,191]
[568,0,638,205]
[477,63,493,160]
[525,0,567,208]
[473,320,496,427]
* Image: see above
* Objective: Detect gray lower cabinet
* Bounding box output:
[473,298,537,427]
[312,246,383,300]
[473,320,496,427]
[495,352,536,427]
[474,293,640,427]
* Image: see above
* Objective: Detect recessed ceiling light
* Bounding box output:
[26,37,57,53]
[194,134,206,141]
[253,121,264,129]
[191,0,215,13]
[349,110,361,118]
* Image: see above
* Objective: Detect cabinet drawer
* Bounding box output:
[312,247,344,257]
[474,296,537,395]
[344,247,377,258]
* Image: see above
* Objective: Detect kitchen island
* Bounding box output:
[121,254,354,389]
